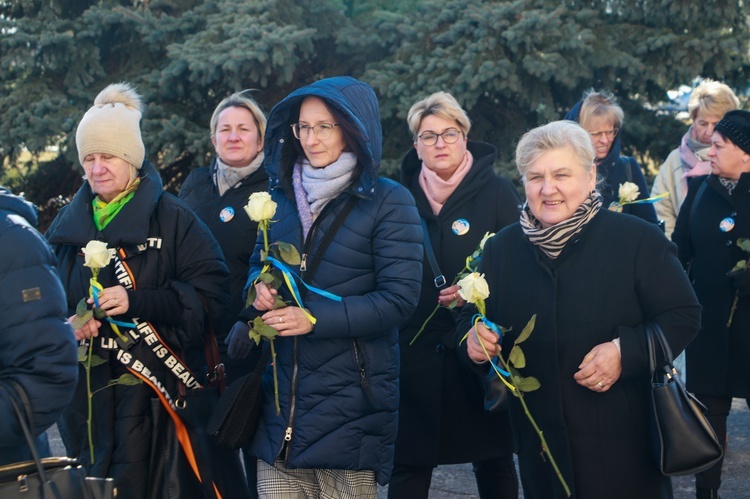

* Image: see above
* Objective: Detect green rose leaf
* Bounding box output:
[516,314,537,344]
[277,242,301,265]
[258,272,275,284]
[738,238,750,253]
[516,376,541,393]
[88,354,108,367]
[76,297,88,316]
[273,296,288,309]
[245,287,257,308]
[731,260,747,272]
[93,307,107,319]
[509,345,526,368]
[114,373,142,386]
[78,345,89,363]
[70,309,94,330]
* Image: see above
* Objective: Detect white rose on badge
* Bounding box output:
[457,272,490,304]
[618,182,640,204]
[82,240,116,269]
[244,191,277,222]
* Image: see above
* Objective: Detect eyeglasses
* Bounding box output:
[291,123,340,140]
[589,128,619,140]
[417,128,463,146]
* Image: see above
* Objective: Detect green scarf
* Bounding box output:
[92,178,140,230]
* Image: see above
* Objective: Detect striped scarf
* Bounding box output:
[520,192,602,260]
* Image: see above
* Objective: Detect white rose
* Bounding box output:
[479,232,495,251]
[244,192,277,222]
[82,240,115,269]
[457,272,490,304]
[618,182,640,203]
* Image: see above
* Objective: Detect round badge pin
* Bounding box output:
[219,206,235,223]
[451,218,470,236]
[719,217,735,233]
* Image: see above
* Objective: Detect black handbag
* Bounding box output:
[646,322,724,476]
[207,347,272,449]
[0,381,116,499]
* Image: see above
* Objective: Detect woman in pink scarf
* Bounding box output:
[651,80,739,239]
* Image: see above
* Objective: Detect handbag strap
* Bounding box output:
[645,322,676,377]
[303,195,358,283]
[420,218,447,288]
[0,381,59,498]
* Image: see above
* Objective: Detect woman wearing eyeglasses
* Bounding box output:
[565,90,658,225]
[225,76,423,497]
[390,92,520,499]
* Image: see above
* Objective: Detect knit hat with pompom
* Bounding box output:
[75,83,145,168]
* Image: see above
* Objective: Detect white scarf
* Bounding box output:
[216,152,265,195]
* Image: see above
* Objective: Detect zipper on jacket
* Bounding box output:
[283,336,300,463]
[353,338,377,407]
[282,199,342,462]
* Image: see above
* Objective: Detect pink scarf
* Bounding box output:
[419,151,473,215]
[680,126,712,178]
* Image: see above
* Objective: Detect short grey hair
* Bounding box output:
[688,79,740,121]
[407,91,471,140]
[516,120,596,181]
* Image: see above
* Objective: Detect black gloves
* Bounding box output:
[226,321,254,359]
[728,268,750,296]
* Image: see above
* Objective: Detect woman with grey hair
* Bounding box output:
[651,80,740,239]
[565,90,658,225]
[179,90,269,498]
[391,91,520,498]
[462,120,700,498]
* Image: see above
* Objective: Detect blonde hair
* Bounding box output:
[516,120,595,180]
[688,79,740,121]
[406,91,471,140]
[210,90,267,140]
[578,89,624,131]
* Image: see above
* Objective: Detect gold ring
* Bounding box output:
[597,381,604,388]
[279,316,283,324]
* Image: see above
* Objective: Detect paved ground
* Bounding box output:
[48,399,749,498]
[376,398,750,498]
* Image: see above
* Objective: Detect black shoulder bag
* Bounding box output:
[0,381,116,499]
[646,322,723,475]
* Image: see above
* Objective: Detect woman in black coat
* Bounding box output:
[672,110,750,499]
[179,90,268,498]
[465,120,700,499]
[46,83,230,499]
[390,91,520,499]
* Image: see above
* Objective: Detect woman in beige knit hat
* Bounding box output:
[46,83,233,498]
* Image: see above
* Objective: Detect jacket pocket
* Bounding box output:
[352,338,379,409]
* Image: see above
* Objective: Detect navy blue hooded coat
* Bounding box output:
[0,187,77,465]
[565,100,658,225]
[246,77,423,485]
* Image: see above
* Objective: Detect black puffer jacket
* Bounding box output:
[179,160,269,382]
[46,162,229,498]
[0,187,77,465]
